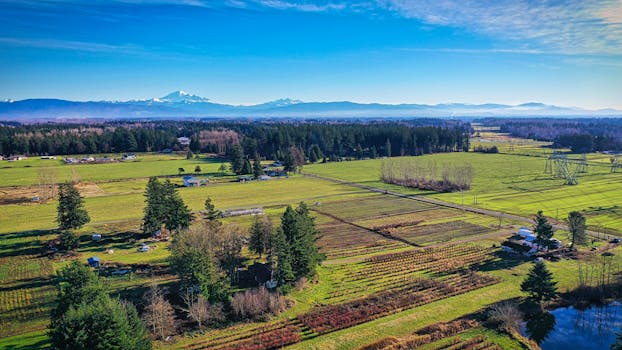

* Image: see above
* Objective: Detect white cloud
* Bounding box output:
[373,0,622,55]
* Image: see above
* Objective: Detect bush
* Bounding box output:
[487,301,522,332]
[231,287,287,321]
[59,230,79,251]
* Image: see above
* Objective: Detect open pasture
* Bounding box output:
[305,152,622,234]
[0,153,226,188]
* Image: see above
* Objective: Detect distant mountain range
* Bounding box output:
[1,91,620,119]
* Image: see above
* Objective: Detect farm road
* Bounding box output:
[302,173,618,241]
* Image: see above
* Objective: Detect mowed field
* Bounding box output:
[305,152,622,234]
[1,145,621,349]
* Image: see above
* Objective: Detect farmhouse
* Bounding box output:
[8,155,27,161]
[63,157,79,164]
[40,155,57,160]
[121,153,137,161]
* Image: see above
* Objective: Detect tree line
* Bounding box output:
[0,120,470,159]
[478,118,622,153]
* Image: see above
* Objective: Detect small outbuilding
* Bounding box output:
[87,256,100,268]
[92,234,102,241]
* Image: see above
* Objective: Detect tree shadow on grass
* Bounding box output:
[477,251,529,272]
[0,229,58,258]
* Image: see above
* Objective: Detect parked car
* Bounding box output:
[611,238,620,244]
[137,245,150,252]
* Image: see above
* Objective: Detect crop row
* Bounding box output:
[433,335,502,350]
[299,273,498,335]
[213,325,302,350]
[360,318,481,350]
[185,321,295,350]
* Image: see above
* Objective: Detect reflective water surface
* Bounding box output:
[521,302,622,350]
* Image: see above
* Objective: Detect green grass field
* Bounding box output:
[305,152,622,234]
[1,136,621,349]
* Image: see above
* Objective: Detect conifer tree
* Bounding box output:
[204,197,221,221]
[229,144,245,174]
[253,155,263,179]
[242,159,252,175]
[56,182,90,230]
[567,211,587,248]
[162,180,193,233]
[249,215,273,256]
[520,262,558,304]
[142,178,192,234]
[49,296,151,350]
[142,177,166,234]
[272,227,294,287]
[278,203,323,282]
[533,210,554,248]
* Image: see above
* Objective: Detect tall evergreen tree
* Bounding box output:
[533,210,554,249]
[279,203,323,281]
[229,144,245,174]
[520,262,558,304]
[272,227,294,287]
[203,197,221,221]
[142,178,192,234]
[162,180,193,233]
[385,138,392,157]
[253,155,263,179]
[142,177,166,234]
[567,211,587,248]
[52,261,108,318]
[249,215,273,256]
[56,182,90,230]
[241,159,252,175]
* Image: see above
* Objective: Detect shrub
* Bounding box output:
[231,287,287,321]
[487,301,522,332]
[59,230,79,251]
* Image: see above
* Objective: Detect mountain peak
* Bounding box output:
[261,98,304,107]
[160,91,210,103]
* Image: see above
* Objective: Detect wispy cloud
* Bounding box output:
[0,37,141,53]
[375,0,622,55]
[8,0,622,55]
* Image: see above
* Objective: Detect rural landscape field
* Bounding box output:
[0,120,621,350]
[2,1,622,349]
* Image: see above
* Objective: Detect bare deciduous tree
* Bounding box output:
[180,291,225,331]
[142,284,177,340]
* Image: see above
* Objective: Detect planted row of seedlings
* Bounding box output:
[193,272,498,350]
[359,318,481,350]
[432,335,503,350]
[300,272,498,335]
[185,320,298,350]
[326,244,495,302]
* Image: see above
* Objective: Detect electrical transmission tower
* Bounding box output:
[545,151,584,185]
[612,156,621,173]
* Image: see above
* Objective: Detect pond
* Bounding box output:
[521,301,622,350]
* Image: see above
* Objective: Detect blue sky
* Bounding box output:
[0,0,621,109]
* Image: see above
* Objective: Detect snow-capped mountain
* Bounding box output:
[0,91,620,119]
[158,90,210,103]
